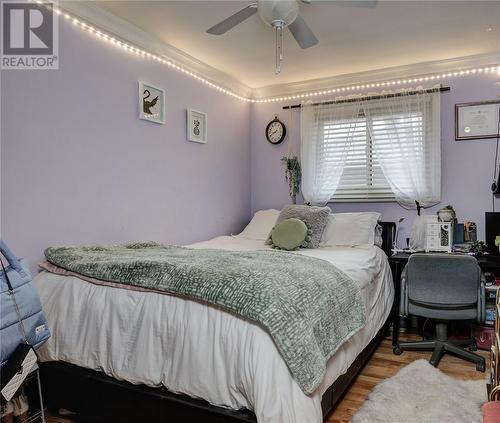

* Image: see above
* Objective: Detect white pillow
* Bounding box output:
[321,212,381,246]
[238,209,280,240]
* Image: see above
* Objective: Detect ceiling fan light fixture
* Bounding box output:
[257,0,299,75]
[258,0,299,28]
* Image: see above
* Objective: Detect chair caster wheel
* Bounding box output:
[476,361,486,372]
[469,342,477,352]
[393,346,403,355]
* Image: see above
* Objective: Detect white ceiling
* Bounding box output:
[95,0,500,89]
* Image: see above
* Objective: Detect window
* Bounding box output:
[301,91,440,206]
[324,112,395,201]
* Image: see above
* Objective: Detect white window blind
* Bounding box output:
[324,113,395,201]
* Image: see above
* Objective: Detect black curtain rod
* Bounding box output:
[282,86,450,110]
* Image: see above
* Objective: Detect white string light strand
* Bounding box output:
[33,0,500,104]
[255,66,500,103]
[33,0,251,102]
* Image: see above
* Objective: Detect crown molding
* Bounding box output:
[251,52,500,99]
[59,1,253,99]
[58,2,499,102]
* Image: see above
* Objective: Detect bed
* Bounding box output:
[33,220,395,423]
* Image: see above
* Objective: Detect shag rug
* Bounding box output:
[351,359,487,423]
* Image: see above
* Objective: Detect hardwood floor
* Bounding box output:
[326,333,489,422]
[45,333,489,423]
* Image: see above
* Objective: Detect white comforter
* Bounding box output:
[34,236,394,423]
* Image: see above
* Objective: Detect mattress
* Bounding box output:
[34,236,394,423]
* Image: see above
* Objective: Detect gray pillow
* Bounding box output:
[267,205,330,249]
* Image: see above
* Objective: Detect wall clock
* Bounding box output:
[266,115,286,145]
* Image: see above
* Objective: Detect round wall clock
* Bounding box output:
[266,115,286,145]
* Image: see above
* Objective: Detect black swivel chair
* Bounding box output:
[393,254,486,372]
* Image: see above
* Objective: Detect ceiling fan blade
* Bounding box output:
[301,0,377,6]
[288,15,318,49]
[206,4,257,35]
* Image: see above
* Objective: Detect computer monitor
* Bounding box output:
[485,212,500,255]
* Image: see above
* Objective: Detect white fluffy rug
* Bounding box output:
[351,359,487,423]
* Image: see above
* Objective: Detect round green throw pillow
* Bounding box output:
[270,218,312,251]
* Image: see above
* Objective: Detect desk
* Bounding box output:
[388,252,500,350]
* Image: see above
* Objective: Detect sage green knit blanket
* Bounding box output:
[44,242,365,394]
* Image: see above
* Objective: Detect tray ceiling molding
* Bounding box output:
[59,1,253,99]
[57,2,499,103]
[252,52,500,99]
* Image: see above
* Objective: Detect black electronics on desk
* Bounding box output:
[486,212,500,256]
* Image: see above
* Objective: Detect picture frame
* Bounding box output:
[139,81,165,124]
[455,100,500,141]
[187,109,207,144]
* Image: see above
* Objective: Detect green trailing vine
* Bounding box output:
[281,156,301,204]
[470,240,486,256]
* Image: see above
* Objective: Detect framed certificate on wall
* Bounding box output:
[455,100,500,141]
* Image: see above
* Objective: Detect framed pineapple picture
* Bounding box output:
[139,81,165,124]
[187,109,207,144]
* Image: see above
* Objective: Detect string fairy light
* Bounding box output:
[254,65,500,104]
[32,0,500,104]
[31,0,251,102]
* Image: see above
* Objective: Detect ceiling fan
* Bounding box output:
[207,0,377,74]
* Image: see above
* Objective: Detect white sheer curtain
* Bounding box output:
[364,89,441,209]
[300,100,364,205]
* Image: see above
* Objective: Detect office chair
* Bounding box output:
[393,253,486,372]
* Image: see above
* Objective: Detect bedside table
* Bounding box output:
[388,252,500,350]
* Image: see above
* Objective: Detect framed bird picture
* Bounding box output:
[139,81,165,124]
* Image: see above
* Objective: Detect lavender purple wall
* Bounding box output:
[1,17,499,272]
[251,73,500,243]
[1,20,251,272]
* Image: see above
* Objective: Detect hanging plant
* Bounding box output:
[281,155,301,204]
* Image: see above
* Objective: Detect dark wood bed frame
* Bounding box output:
[36,222,395,422]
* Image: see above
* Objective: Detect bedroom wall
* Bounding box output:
[1,19,251,272]
[250,73,500,242]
